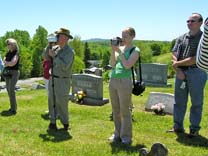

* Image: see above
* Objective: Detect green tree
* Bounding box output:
[91,52,99,60]
[171,39,176,50]
[73,56,85,73]
[69,36,84,59]
[69,36,85,72]
[101,50,110,67]
[83,42,91,68]
[19,46,33,78]
[30,26,48,77]
[135,41,153,63]
[151,43,161,56]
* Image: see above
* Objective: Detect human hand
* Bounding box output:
[111,45,121,54]
[172,60,178,69]
[3,60,7,66]
[48,49,56,58]
[176,70,185,80]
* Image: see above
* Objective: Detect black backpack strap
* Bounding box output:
[138,55,142,83]
[129,47,142,85]
[130,47,136,85]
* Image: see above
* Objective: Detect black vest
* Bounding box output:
[5,50,19,70]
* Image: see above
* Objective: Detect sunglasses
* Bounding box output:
[187,20,197,24]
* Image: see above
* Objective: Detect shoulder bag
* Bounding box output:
[2,67,12,78]
[130,47,145,96]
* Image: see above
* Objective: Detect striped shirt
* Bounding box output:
[172,31,202,68]
[196,22,208,72]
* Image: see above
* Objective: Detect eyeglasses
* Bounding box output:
[187,20,197,24]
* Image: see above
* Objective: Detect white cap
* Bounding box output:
[47,33,57,43]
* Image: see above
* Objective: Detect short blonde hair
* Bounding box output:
[5,38,19,51]
[124,27,136,38]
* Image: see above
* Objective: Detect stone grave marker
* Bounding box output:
[145,92,174,114]
[84,67,102,76]
[138,63,171,87]
[69,73,109,106]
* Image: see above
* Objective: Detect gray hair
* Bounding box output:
[5,38,19,51]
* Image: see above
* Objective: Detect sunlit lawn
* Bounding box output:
[0,78,208,156]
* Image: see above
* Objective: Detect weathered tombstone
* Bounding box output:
[94,68,102,76]
[139,143,168,156]
[69,73,109,106]
[84,67,102,76]
[145,92,174,114]
[138,63,171,87]
[31,83,45,90]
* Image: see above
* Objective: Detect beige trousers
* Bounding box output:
[109,77,132,142]
[48,77,70,125]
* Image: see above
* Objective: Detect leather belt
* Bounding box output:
[179,66,198,70]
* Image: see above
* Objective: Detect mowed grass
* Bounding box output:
[0,79,208,156]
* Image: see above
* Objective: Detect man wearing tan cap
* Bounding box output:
[48,27,74,131]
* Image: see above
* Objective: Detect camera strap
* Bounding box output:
[130,47,142,85]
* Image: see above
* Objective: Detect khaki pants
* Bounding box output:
[5,70,19,111]
[109,77,132,142]
[48,77,70,125]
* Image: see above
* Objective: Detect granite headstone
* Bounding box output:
[69,73,109,106]
[138,63,171,87]
[145,92,174,114]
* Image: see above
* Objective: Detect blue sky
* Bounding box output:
[0,0,207,41]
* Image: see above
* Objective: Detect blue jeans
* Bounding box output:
[174,68,207,131]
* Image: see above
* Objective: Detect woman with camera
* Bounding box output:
[3,38,20,115]
[108,27,140,145]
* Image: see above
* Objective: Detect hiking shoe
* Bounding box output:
[139,148,149,156]
[8,109,17,115]
[121,140,132,146]
[121,138,132,145]
[48,123,57,131]
[189,129,199,138]
[63,124,70,131]
[108,134,121,143]
[167,128,184,133]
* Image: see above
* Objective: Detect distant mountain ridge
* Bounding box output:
[82,38,171,42]
[82,38,109,42]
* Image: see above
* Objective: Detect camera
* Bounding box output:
[52,45,60,52]
[110,37,122,46]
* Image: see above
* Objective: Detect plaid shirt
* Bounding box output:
[172,31,202,61]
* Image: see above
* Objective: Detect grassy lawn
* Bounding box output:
[0,78,208,156]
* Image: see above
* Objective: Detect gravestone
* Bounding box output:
[138,63,171,87]
[31,83,45,90]
[84,67,102,76]
[94,68,102,76]
[145,92,174,114]
[69,73,109,106]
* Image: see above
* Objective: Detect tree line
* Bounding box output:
[0,25,175,79]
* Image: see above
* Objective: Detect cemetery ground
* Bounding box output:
[0,79,208,156]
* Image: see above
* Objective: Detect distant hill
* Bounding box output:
[82,38,171,43]
[82,38,109,42]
